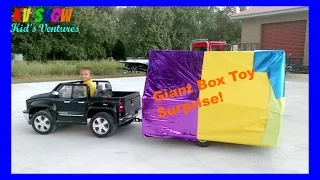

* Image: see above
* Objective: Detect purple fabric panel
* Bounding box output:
[143,50,204,100]
[142,50,204,141]
[142,99,199,141]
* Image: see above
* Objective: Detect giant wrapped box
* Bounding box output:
[142,50,285,147]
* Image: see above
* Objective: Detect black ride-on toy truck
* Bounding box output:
[23,80,142,138]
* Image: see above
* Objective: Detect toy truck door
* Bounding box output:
[54,84,88,123]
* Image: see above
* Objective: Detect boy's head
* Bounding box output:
[80,67,93,81]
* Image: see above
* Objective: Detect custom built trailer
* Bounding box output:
[141,49,286,147]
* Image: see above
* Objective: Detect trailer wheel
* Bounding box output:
[90,112,117,138]
[195,140,212,147]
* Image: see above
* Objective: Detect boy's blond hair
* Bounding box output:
[80,67,93,74]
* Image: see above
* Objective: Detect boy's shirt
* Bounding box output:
[83,79,96,97]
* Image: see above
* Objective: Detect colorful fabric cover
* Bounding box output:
[142,50,285,147]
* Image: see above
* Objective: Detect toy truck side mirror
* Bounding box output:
[51,91,59,98]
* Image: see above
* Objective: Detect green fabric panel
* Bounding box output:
[261,84,285,146]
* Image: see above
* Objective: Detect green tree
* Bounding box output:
[11,6,242,60]
[112,39,126,60]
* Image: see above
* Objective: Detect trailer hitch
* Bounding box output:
[133,118,142,122]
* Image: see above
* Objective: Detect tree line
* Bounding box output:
[11,6,247,61]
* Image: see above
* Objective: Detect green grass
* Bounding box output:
[12,60,146,84]
[12,60,127,77]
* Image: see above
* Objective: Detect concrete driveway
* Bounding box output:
[11,74,309,173]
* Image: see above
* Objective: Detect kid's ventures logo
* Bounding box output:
[11,7,80,33]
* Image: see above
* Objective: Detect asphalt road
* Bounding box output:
[11,74,309,173]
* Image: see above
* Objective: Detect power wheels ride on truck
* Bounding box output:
[23,80,142,138]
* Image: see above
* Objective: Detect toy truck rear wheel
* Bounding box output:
[31,110,57,135]
[89,112,117,138]
[195,140,212,147]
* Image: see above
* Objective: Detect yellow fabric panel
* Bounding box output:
[83,79,96,97]
[197,51,270,146]
[261,83,285,146]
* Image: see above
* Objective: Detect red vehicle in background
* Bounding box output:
[190,39,230,51]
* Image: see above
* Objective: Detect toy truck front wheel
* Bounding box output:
[31,110,57,135]
[89,112,117,138]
